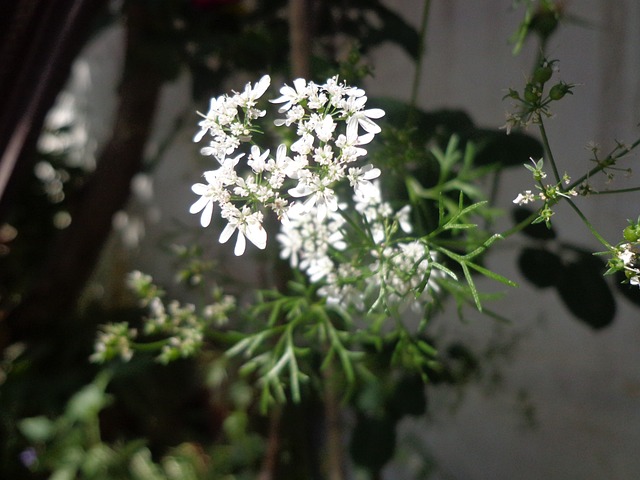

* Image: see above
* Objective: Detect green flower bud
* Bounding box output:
[623,226,638,242]
[524,84,538,103]
[549,82,573,100]
[533,66,553,85]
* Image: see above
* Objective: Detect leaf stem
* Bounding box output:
[499,210,539,240]
[565,198,612,249]
[584,186,640,195]
[569,136,640,190]
[538,119,562,184]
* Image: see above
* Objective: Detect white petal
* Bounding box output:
[191,183,208,195]
[245,223,267,250]
[293,78,307,94]
[363,167,381,180]
[234,232,246,256]
[189,195,209,214]
[351,96,367,109]
[346,117,359,141]
[203,170,219,183]
[315,201,327,220]
[253,75,271,99]
[356,133,374,145]
[276,143,288,159]
[358,116,381,134]
[288,183,314,198]
[193,129,207,142]
[364,108,385,119]
[219,223,236,244]
[200,201,214,227]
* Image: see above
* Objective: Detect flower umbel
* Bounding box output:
[190,75,386,255]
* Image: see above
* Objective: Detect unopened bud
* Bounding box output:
[549,82,573,100]
[533,66,553,85]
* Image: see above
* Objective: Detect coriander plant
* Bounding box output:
[9,1,640,480]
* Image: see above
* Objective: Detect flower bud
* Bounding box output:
[549,82,572,100]
[624,225,640,242]
[524,84,538,103]
[533,66,553,85]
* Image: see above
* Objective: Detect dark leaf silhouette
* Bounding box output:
[556,253,615,329]
[518,247,562,288]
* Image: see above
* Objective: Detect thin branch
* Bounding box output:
[257,407,282,480]
[289,0,311,79]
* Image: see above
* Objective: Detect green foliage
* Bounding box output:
[16,369,265,480]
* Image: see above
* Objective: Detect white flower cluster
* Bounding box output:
[190,75,384,255]
[91,322,137,363]
[278,179,440,313]
[512,190,536,205]
[514,158,578,206]
[617,243,640,286]
[190,75,441,311]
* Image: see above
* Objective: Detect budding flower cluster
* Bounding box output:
[513,158,578,211]
[91,271,235,364]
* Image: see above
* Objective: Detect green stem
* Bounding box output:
[498,209,540,240]
[565,198,612,249]
[584,186,640,195]
[133,339,169,351]
[569,136,640,190]
[537,119,562,184]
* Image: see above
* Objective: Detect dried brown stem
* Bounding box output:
[289,0,312,78]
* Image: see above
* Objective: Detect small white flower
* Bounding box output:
[189,166,236,227]
[336,129,370,163]
[313,145,334,166]
[347,164,381,197]
[277,227,303,268]
[513,190,535,205]
[219,205,267,256]
[289,177,338,220]
[346,103,385,138]
[271,78,308,112]
[395,205,412,233]
[307,86,328,110]
[618,244,635,265]
[237,74,270,108]
[290,132,315,155]
[314,115,337,142]
[200,133,240,160]
[248,145,269,173]
[194,96,226,142]
[190,183,216,227]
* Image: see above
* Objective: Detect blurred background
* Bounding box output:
[1,1,639,478]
